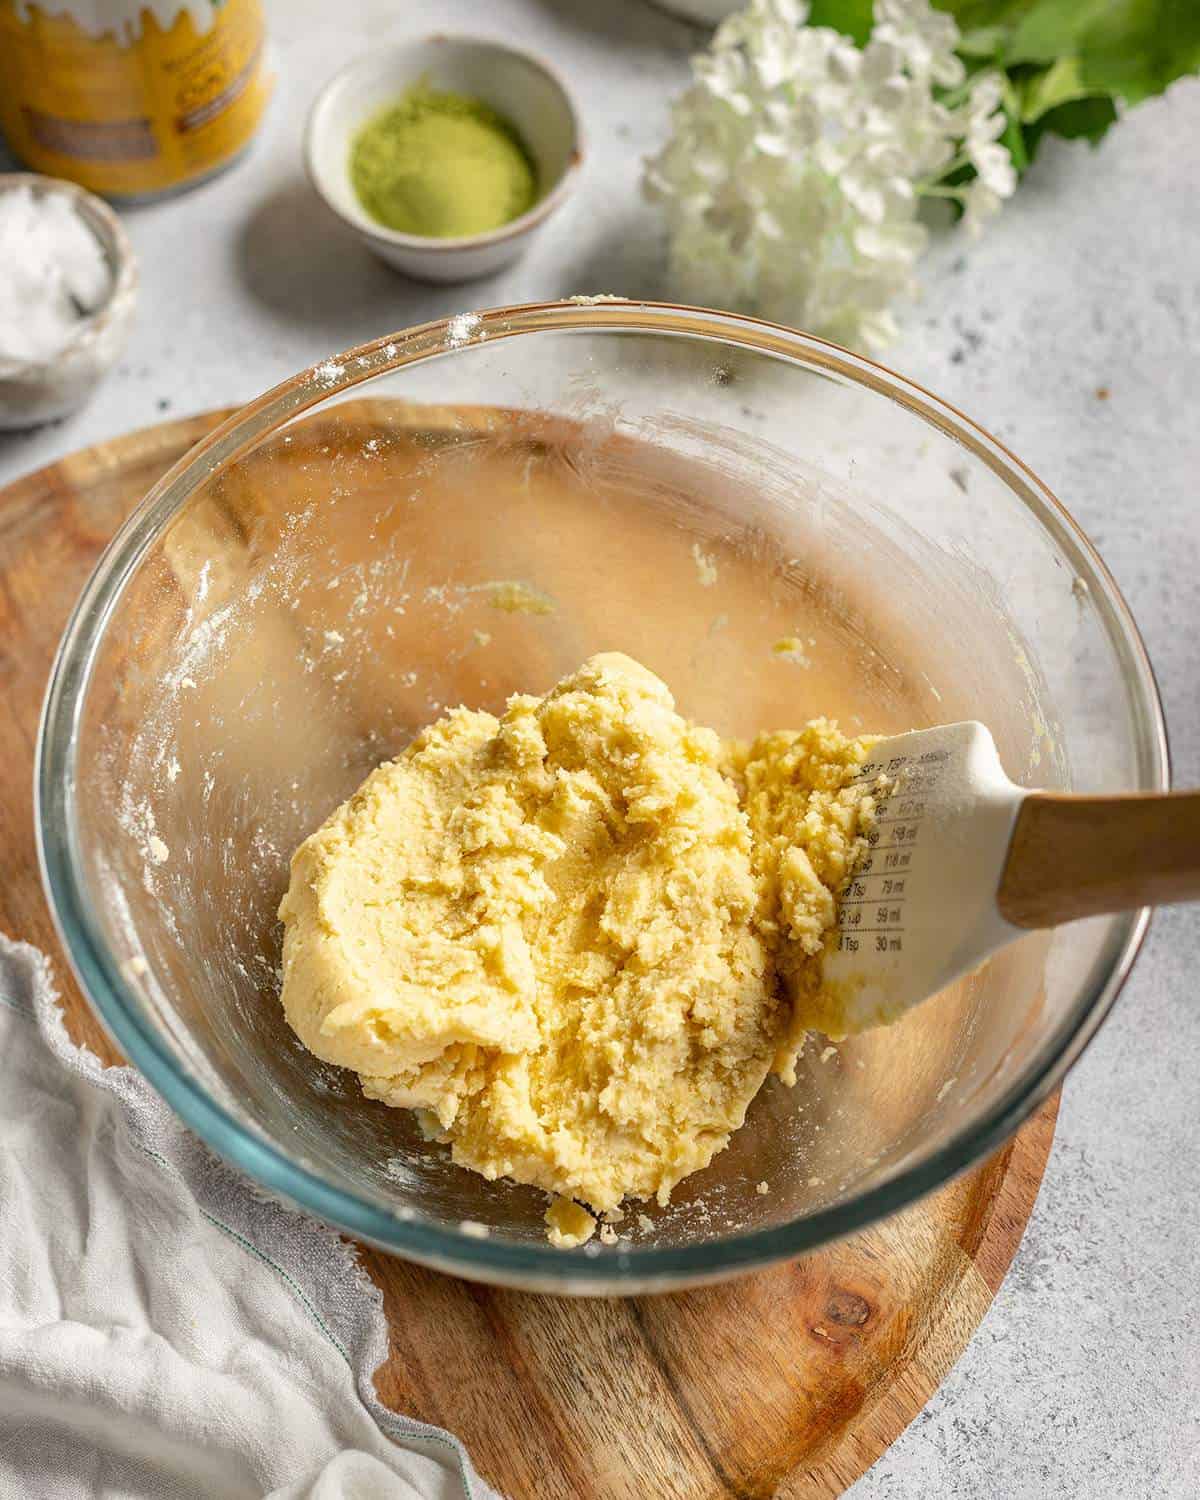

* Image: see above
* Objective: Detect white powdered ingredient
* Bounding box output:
[692,541,718,587]
[445,312,481,347]
[0,186,112,363]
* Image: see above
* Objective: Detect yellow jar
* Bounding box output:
[0,0,272,199]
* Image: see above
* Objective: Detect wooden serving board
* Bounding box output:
[0,412,1058,1500]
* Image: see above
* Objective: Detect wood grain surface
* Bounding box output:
[0,411,1059,1500]
[999,789,1200,927]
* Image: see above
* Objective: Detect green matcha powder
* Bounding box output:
[350,84,538,238]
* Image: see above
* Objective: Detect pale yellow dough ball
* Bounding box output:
[278,652,877,1238]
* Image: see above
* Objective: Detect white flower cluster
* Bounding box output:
[644,0,1017,350]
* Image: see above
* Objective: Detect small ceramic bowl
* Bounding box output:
[305,36,582,283]
[0,173,138,431]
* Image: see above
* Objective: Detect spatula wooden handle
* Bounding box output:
[997,791,1200,929]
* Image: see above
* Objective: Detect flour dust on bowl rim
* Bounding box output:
[36,301,1167,1293]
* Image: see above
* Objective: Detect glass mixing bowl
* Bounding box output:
[37,302,1166,1293]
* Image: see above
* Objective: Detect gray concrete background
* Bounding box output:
[2,2,1196,1494]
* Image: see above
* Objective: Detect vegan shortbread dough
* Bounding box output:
[278,653,879,1246]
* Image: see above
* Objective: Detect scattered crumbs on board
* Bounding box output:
[691,540,718,587]
[148,836,170,864]
[771,635,810,666]
[599,1224,619,1246]
[458,1219,490,1239]
[636,1212,654,1233]
[819,1045,838,1063]
[755,1180,770,1196]
[481,579,556,615]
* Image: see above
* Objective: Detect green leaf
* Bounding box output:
[1024,94,1120,156]
[806,0,874,46]
[1020,55,1094,120]
[935,0,1200,106]
[1007,0,1110,62]
[956,24,1008,58]
[931,0,1041,37]
[1071,0,1200,106]
[1013,56,1120,159]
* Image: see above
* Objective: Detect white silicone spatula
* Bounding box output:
[819,721,1200,1035]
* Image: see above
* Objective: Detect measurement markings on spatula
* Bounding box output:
[836,747,952,955]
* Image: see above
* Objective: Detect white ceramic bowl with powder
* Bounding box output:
[304,36,582,283]
[0,173,138,431]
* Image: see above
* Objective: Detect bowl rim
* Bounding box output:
[0,171,138,379]
[303,34,584,255]
[36,299,1170,1291]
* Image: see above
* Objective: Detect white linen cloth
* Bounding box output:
[0,932,501,1500]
